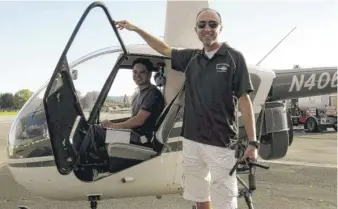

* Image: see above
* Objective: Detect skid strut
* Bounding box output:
[89,195,100,209]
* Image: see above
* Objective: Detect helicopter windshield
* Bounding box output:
[7,81,50,158]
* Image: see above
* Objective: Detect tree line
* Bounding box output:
[0,89,33,111]
[78,91,131,112]
[0,89,131,112]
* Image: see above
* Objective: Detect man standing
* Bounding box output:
[115,8,258,209]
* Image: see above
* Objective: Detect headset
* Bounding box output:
[154,62,166,92]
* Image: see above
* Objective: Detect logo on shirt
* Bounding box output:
[216,63,229,72]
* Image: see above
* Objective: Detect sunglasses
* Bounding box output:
[196,20,219,29]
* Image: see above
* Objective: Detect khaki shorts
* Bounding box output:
[181,138,238,209]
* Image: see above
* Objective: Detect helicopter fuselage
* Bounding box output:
[7,44,277,201]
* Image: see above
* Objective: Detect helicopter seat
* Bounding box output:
[105,128,157,172]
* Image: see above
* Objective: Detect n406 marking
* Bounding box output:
[289,71,338,92]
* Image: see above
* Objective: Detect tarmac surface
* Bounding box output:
[0,115,337,209]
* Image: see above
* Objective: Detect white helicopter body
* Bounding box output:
[7,44,274,201]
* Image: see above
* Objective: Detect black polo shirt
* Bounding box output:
[171,42,254,148]
[130,84,165,143]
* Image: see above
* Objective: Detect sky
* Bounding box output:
[0,0,337,97]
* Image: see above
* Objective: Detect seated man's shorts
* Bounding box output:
[181,138,238,209]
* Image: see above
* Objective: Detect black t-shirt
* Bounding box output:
[171,42,254,148]
[131,85,165,142]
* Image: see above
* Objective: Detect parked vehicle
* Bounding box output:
[286,94,337,132]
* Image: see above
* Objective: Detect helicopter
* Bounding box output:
[6,1,337,209]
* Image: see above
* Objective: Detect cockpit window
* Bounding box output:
[99,67,158,122]
[71,49,122,120]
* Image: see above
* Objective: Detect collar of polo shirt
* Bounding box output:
[201,42,229,58]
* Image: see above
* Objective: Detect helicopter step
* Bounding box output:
[88,195,101,209]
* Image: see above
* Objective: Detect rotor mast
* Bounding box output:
[163,0,208,103]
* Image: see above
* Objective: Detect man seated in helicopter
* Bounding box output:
[100,58,165,147]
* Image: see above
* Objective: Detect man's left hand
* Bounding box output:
[241,145,258,161]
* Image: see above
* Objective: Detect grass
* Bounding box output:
[0,111,18,116]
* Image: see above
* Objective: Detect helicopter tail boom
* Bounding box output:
[269,66,337,101]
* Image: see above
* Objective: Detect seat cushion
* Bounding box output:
[107,143,157,160]
[107,143,157,173]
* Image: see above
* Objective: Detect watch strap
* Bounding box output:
[248,140,260,148]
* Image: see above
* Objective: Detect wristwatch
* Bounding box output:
[248,140,260,149]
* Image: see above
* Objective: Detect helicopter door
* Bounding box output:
[42,2,127,176]
[43,56,84,175]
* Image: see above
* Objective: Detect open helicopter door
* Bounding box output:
[43,2,127,178]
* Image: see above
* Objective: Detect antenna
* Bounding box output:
[255,26,297,66]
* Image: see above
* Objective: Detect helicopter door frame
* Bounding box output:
[43,2,128,176]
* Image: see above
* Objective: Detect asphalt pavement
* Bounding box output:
[0,116,337,209]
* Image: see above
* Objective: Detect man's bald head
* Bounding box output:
[196,8,222,23]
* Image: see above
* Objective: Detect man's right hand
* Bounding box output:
[115,20,138,31]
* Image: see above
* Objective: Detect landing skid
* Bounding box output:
[18,175,261,209]
[18,195,101,209]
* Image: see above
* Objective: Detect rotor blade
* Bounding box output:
[256,26,297,66]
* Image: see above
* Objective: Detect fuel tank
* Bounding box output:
[269,66,337,101]
[285,95,333,110]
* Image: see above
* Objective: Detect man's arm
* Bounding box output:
[115,20,196,71]
[232,51,256,141]
[108,110,151,129]
[115,20,172,57]
[239,94,256,141]
[104,88,161,129]
[134,27,172,58]
[134,27,197,72]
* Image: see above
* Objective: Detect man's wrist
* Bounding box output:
[108,122,116,129]
[134,26,142,33]
[249,138,256,141]
[248,140,260,149]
